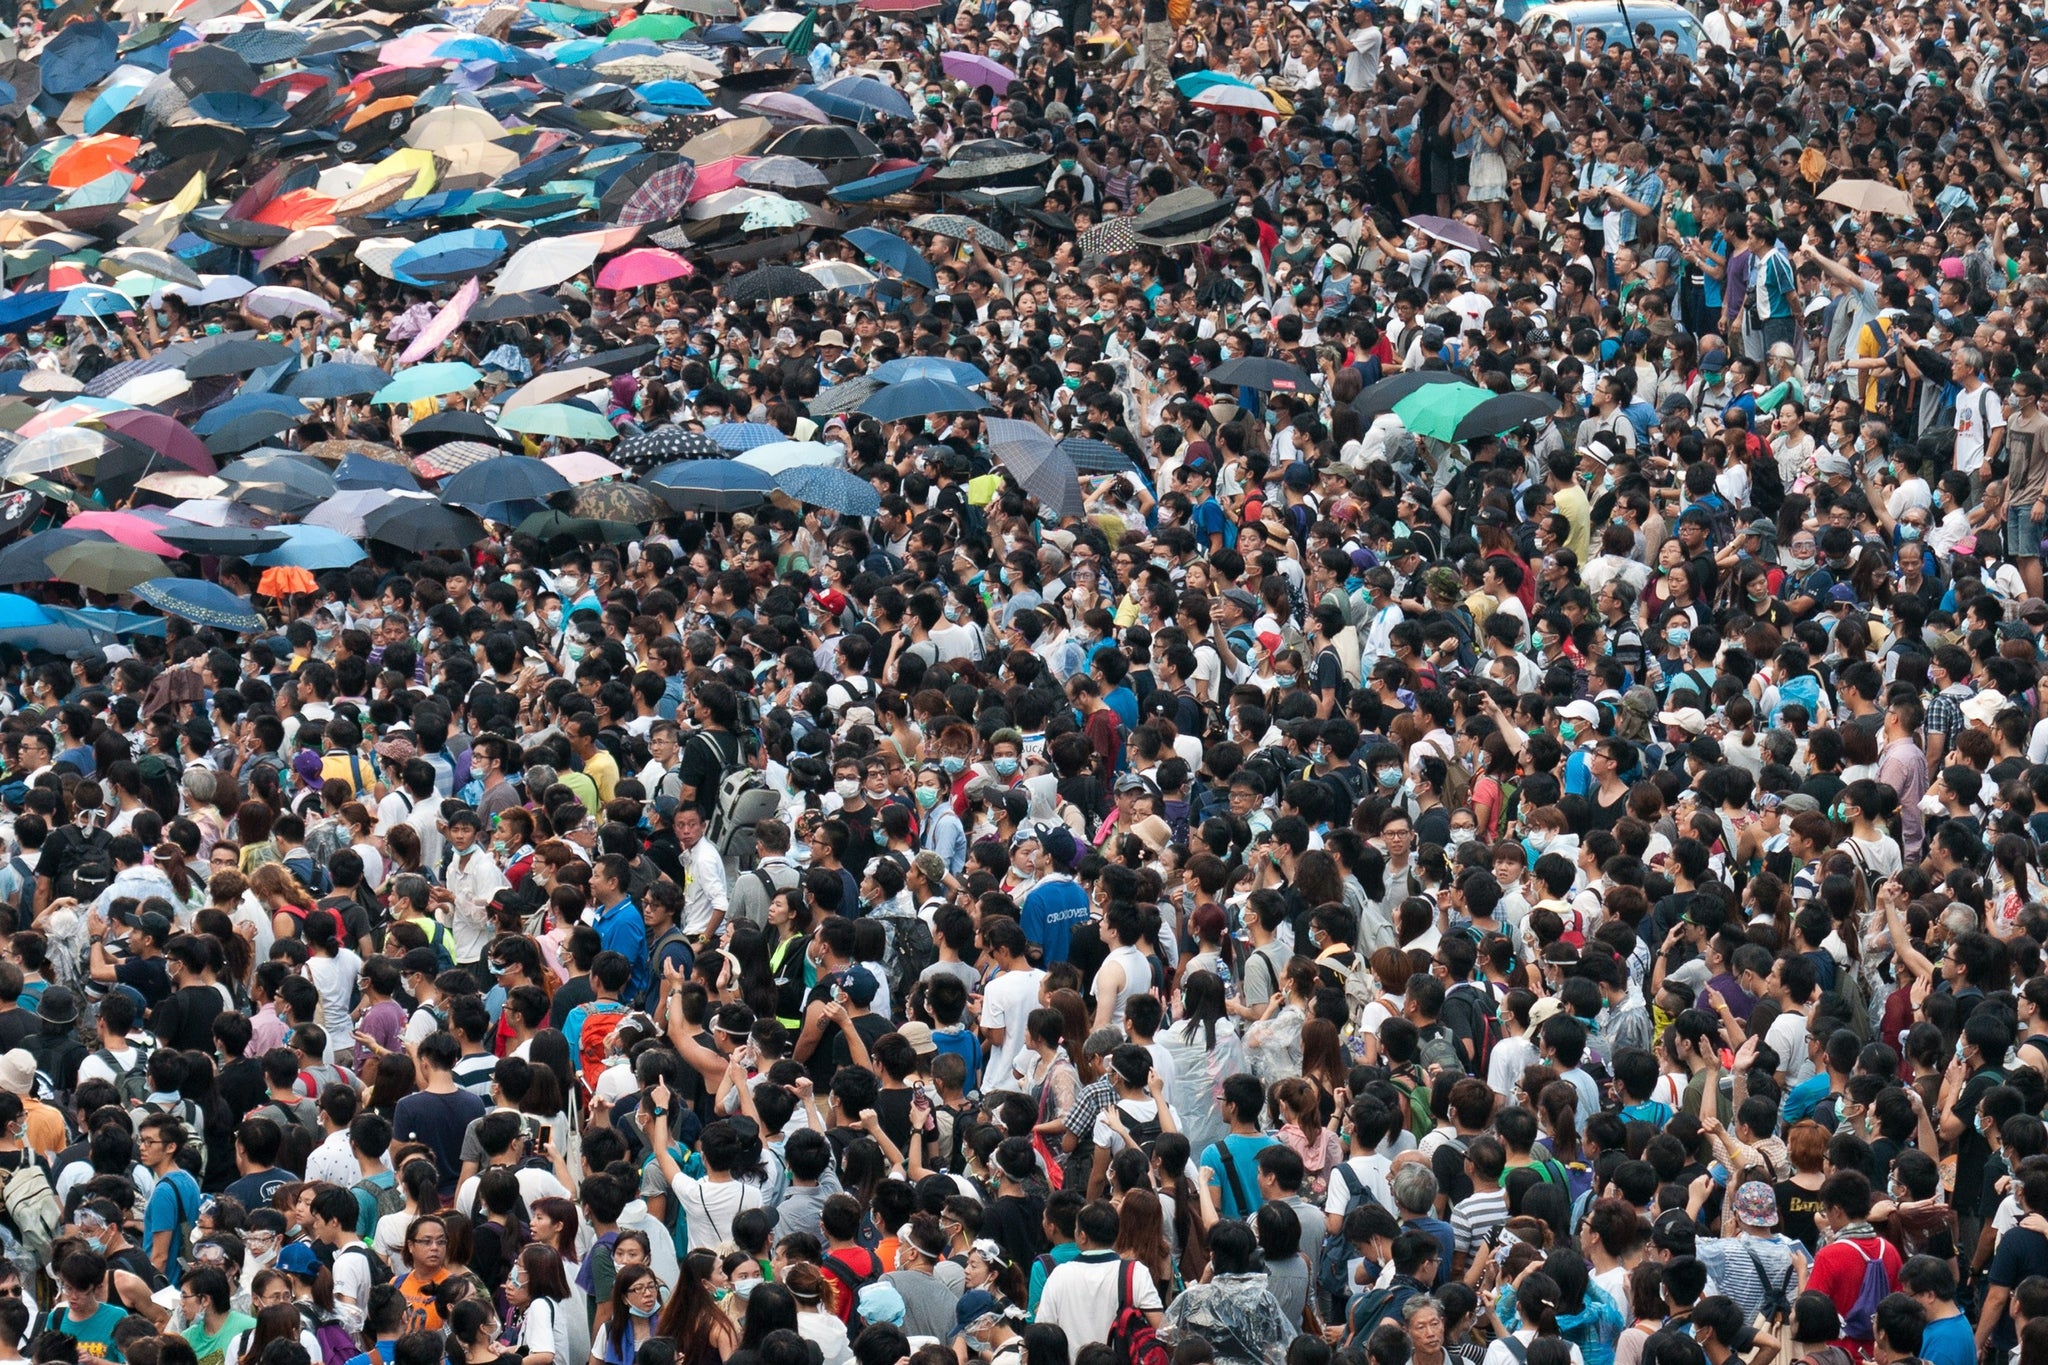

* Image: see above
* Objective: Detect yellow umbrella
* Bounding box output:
[366,147,437,201]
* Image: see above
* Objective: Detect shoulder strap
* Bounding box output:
[1117,1259,1136,1314]
[1336,1160,1365,1201]
[1217,1140,1253,1214]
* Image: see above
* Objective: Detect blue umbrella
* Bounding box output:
[83,83,144,135]
[0,594,52,630]
[133,577,265,634]
[859,378,993,423]
[56,286,133,319]
[333,454,419,491]
[47,606,167,638]
[285,364,389,400]
[372,362,484,406]
[873,356,985,386]
[40,21,116,96]
[391,229,508,286]
[0,292,62,334]
[187,92,289,129]
[440,457,570,509]
[829,162,934,204]
[815,75,912,120]
[194,393,303,437]
[245,525,369,570]
[774,465,879,517]
[843,228,936,289]
[640,80,713,108]
[646,458,775,513]
[707,422,784,453]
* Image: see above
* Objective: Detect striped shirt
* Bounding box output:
[1451,1188,1510,1257]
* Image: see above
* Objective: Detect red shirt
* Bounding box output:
[1807,1232,1902,1357]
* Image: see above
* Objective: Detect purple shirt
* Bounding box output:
[1697,972,1756,1023]
[355,999,408,1068]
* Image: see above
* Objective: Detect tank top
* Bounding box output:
[1094,946,1154,1027]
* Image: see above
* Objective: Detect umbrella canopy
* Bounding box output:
[184,338,290,378]
[499,404,618,442]
[985,418,1085,519]
[516,510,638,544]
[842,227,936,288]
[440,457,572,508]
[738,440,842,475]
[774,465,878,516]
[1819,178,1916,218]
[706,423,784,453]
[256,566,319,597]
[546,452,626,484]
[1206,356,1315,393]
[505,368,609,412]
[285,364,389,400]
[565,481,671,522]
[0,595,51,631]
[595,248,692,290]
[62,511,182,557]
[334,454,421,491]
[646,457,776,512]
[939,50,1016,91]
[305,489,431,538]
[363,499,487,551]
[2,428,108,479]
[1353,370,1471,419]
[243,525,367,571]
[1445,392,1561,441]
[372,362,483,406]
[1403,215,1495,255]
[907,213,1008,251]
[133,577,265,633]
[617,427,723,465]
[1392,382,1495,442]
[96,410,214,474]
[495,235,602,294]
[872,357,985,386]
[858,378,993,423]
[814,74,911,120]
[724,264,824,303]
[46,541,168,592]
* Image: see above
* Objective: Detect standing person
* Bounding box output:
[1951,345,2007,497]
[1158,1220,1292,1365]
[395,1214,454,1334]
[1806,1171,1903,1356]
[141,1112,201,1284]
[1036,1199,1164,1361]
[2005,370,2048,597]
[43,1251,128,1361]
[181,1266,255,1365]
[392,1032,487,1200]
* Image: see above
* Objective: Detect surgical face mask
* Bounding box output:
[993,756,1019,777]
[1282,224,1301,240]
[24,333,41,348]
[1667,628,1691,649]
[1377,766,1402,788]
[1527,831,1552,852]
[834,779,860,800]
[1449,828,1475,847]
[1511,372,1530,390]
[915,786,942,810]
[1789,554,1815,572]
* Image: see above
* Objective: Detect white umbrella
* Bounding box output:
[403,104,507,152]
[503,366,608,412]
[304,488,433,538]
[168,498,270,528]
[803,261,876,291]
[259,226,353,271]
[108,371,190,406]
[102,247,203,288]
[687,187,767,220]
[738,441,842,475]
[159,274,255,306]
[355,237,419,281]
[137,471,228,498]
[1,428,109,479]
[245,286,345,322]
[494,234,602,294]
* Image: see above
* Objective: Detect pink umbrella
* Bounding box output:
[98,410,215,474]
[595,248,693,290]
[687,156,759,201]
[940,50,1017,92]
[740,92,831,125]
[377,31,462,67]
[18,402,106,438]
[400,276,480,366]
[545,450,626,483]
[62,512,183,557]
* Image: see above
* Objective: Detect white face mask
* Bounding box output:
[835,779,860,800]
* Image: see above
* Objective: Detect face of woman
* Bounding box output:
[965,1252,995,1289]
[615,1241,648,1270]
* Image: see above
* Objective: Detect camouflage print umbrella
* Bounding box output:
[568,481,672,523]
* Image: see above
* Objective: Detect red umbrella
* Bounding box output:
[595,248,693,290]
[97,410,216,474]
[686,156,758,201]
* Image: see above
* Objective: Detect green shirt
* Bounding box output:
[185,1312,256,1365]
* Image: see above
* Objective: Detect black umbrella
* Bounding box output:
[401,411,521,452]
[204,410,299,455]
[762,124,878,161]
[616,427,722,466]
[808,376,881,417]
[1353,370,1469,419]
[1206,356,1315,394]
[577,343,659,377]
[185,338,292,379]
[169,43,258,96]
[364,500,486,551]
[1449,392,1561,441]
[1058,437,1139,477]
[472,292,562,322]
[0,529,98,585]
[150,522,291,555]
[725,265,823,304]
[184,207,284,249]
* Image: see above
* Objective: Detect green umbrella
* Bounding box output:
[499,403,618,442]
[515,510,638,543]
[1391,382,1490,442]
[45,541,167,593]
[608,13,695,40]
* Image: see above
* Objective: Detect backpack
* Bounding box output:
[1,1160,56,1271]
[576,1004,633,1093]
[1107,1261,1171,1365]
[264,1100,319,1173]
[92,1045,152,1109]
[875,911,936,1008]
[1389,1066,1435,1142]
[1113,1103,1164,1157]
[402,916,457,973]
[1317,1163,1370,1313]
[309,1312,356,1365]
[354,1171,405,1228]
[338,1242,393,1289]
[695,734,760,847]
[1333,960,1376,1034]
[1345,1285,1405,1340]
[1743,1242,1796,1325]
[1440,985,1501,1078]
[824,1250,881,1324]
[1838,1238,1892,1341]
[1417,1025,1462,1077]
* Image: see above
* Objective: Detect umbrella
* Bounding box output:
[101,247,202,288]
[939,50,1016,92]
[96,411,214,474]
[566,482,672,522]
[305,489,431,538]
[204,412,299,457]
[615,164,699,229]
[579,344,659,377]
[440,457,572,508]
[1353,370,1470,419]
[193,394,302,438]
[244,287,344,323]
[858,378,992,423]
[842,227,935,288]
[0,595,49,630]
[363,499,487,551]
[773,465,878,516]
[391,230,508,285]
[398,277,481,367]
[515,510,630,543]
[1,428,108,479]
[1392,383,1495,442]
[412,442,503,479]
[499,404,618,443]
[907,213,1008,251]
[1078,219,1137,259]
[740,157,830,191]
[815,75,912,121]
[646,457,776,512]
[246,525,367,570]
[45,542,167,594]
[133,577,265,633]
[830,163,933,204]
[702,423,782,453]
[616,427,722,465]
[742,91,830,125]
[0,529,101,584]
[1819,178,1916,218]
[61,512,182,557]
[334,455,420,491]
[1206,356,1315,393]
[546,452,626,484]
[809,376,882,417]
[872,357,985,386]
[136,473,228,499]
[1445,392,1561,441]
[372,363,483,405]
[725,264,824,303]
[148,521,289,555]
[495,235,602,294]
[739,440,841,475]
[595,249,692,290]
[1403,215,1495,254]
[804,261,877,291]
[1058,437,1139,477]
[184,338,291,379]
[1190,84,1277,115]
[257,567,318,597]
[286,364,389,400]
[504,368,609,413]
[985,418,1084,519]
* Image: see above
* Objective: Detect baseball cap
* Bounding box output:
[896,1022,937,1056]
[837,966,879,1007]
[1559,700,1600,729]
[1698,348,1728,372]
[277,1243,323,1277]
[1222,588,1259,614]
[1657,706,1708,734]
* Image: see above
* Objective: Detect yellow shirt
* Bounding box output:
[1553,484,1592,562]
[583,749,620,806]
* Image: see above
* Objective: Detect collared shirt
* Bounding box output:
[678,836,728,938]
[443,846,507,966]
[1064,1075,1117,1142]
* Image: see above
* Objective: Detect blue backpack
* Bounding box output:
[1839,1239,1892,1341]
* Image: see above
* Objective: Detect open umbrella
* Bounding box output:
[499,404,618,443]
[44,542,168,593]
[724,264,824,303]
[814,74,912,120]
[504,368,609,412]
[1446,392,1561,441]
[515,510,635,543]
[617,427,722,465]
[97,411,214,474]
[647,458,776,512]
[372,363,483,406]
[774,465,879,516]
[286,364,389,400]
[547,452,626,484]
[1206,356,1315,393]
[985,418,1084,519]
[495,236,602,294]
[842,228,936,288]
[939,50,1016,92]
[1392,382,1494,442]
[1403,215,1495,255]
[363,499,486,551]
[1819,178,1916,218]
[440,458,572,508]
[706,423,784,453]
[1353,370,1471,419]
[859,378,992,423]
[61,512,182,557]
[245,525,368,570]
[567,482,672,523]
[184,338,290,379]
[906,213,1008,251]
[304,489,431,538]
[133,577,265,633]
[595,248,692,290]
[739,441,842,475]
[872,357,985,386]
[256,566,319,597]
[1,428,108,479]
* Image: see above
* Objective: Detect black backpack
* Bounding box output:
[1114,1102,1164,1156]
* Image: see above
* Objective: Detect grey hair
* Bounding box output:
[1956,345,1986,377]
[1401,1296,1444,1324]
[1390,1162,1438,1215]
[390,873,432,915]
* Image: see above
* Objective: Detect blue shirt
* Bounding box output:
[1200,1133,1278,1218]
[595,897,649,1004]
[1021,876,1090,963]
[1104,685,1138,733]
[1922,1312,1974,1365]
[145,1168,201,1286]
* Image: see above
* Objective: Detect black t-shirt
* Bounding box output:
[150,985,224,1053]
[0,1010,37,1055]
[676,730,740,820]
[827,1012,893,1077]
[393,1088,487,1196]
[981,1193,1047,1273]
[549,975,596,1031]
[218,1057,266,1117]
[875,1087,914,1153]
[1776,1178,1824,1252]
[115,955,171,1008]
[1952,1065,2007,1216]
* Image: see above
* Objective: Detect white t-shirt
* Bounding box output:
[330,1243,376,1333]
[666,1172,764,1251]
[1765,1008,1815,1084]
[77,1046,144,1089]
[1955,382,2008,476]
[1324,1153,1394,1220]
[306,949,364,1063]
[979,968,1045,1094]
